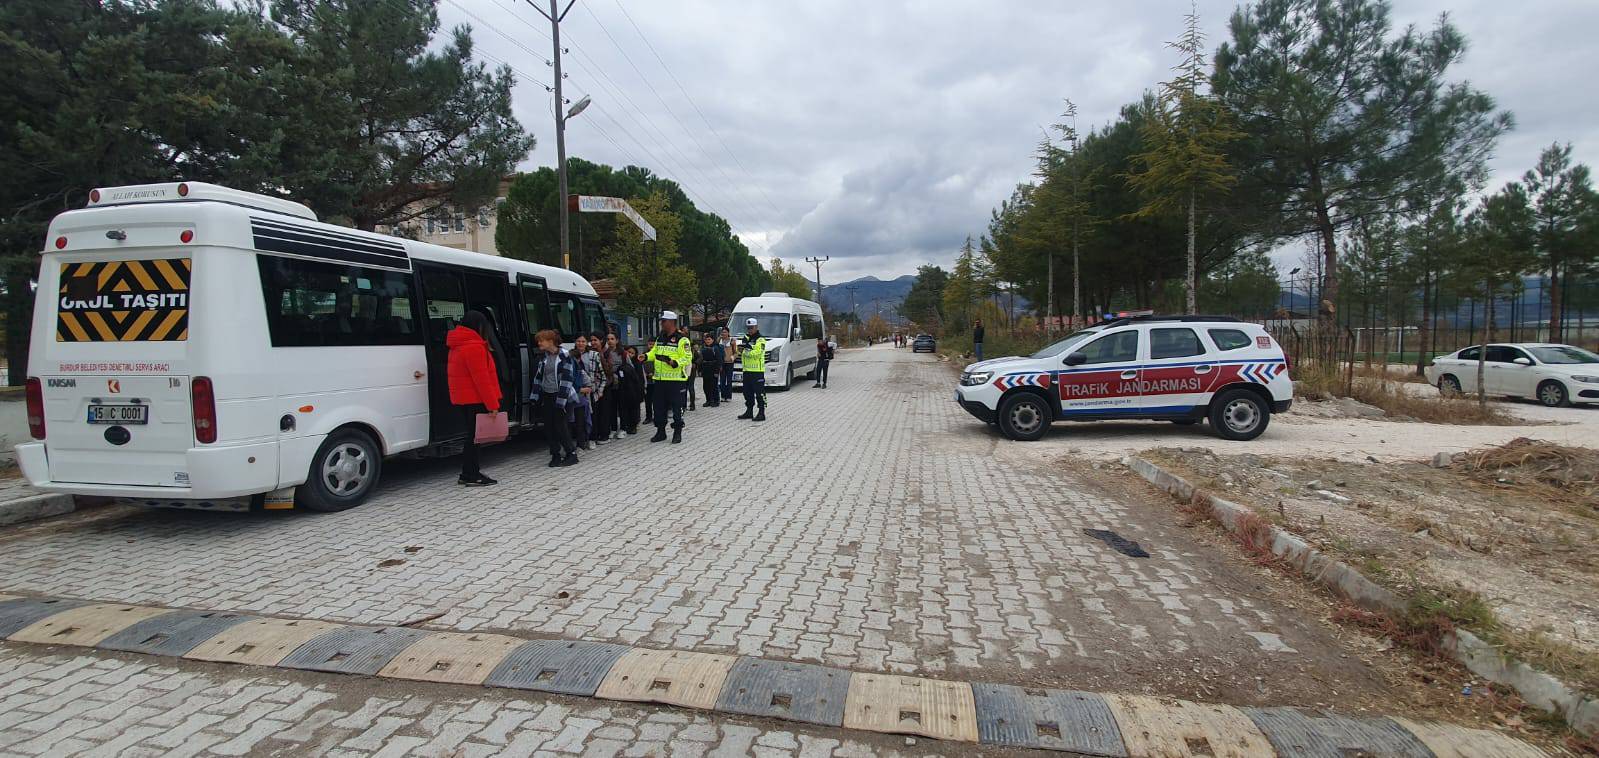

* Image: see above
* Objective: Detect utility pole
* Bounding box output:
[805,256,829,305]
[531,0,582,269]
[846,284,859,341]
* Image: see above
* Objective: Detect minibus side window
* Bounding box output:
[580,298,607,336]
[521,280,550,335]
[550,292,580,341]
[257,255,420,347]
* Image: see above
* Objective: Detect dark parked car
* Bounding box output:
[912,334,936,353]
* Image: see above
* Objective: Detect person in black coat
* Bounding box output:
[697,334,722,407]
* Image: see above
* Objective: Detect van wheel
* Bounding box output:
[1209,389,1269,441]
[784,365,794,389]
[297,429,383,513]
[998,393,1051,441]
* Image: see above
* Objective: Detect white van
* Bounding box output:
[18,182,606,513]
[729,293,825,389]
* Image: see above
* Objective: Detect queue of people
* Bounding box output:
[446,310,815,483]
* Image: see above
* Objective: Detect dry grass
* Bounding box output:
[1353,364,1429,384]
[1452,437,1599,513]
[1296,363,1516,425]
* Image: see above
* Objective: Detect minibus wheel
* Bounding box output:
[297,429,383,512]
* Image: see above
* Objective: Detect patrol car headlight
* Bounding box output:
[1572,375,1599,384]
[961,371,993,386]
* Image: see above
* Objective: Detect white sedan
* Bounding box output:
[1425,343,1599,407]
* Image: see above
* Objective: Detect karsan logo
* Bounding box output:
[46,378,76,388]
[107,379,121,394]
[107,188,169,201]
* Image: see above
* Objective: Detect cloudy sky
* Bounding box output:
[443,0,1599,283]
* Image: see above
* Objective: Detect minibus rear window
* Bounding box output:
[257,255,421,347]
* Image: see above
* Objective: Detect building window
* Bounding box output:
[426,217,435,235]
[477,208,491,227]
[454,212,465,232]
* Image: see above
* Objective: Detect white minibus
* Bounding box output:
[18,182,606,513]
[729,294,826,389]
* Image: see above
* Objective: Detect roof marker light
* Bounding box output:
[180,229,194,243]
[177,182,189,197]
[54,237,67,250]
[89,189,100,203]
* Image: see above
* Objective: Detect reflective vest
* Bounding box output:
[647,333,692,381]
[740,334,767,373]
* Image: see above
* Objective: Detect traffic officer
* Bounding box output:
[736,317,768,422]
[646,310,693,443]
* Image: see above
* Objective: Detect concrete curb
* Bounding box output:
[0,492,76,527]
[1125,455,1599,739]
[0,592,1548,757]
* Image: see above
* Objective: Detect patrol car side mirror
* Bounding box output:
[1064,352,1087,366]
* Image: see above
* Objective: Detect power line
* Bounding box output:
[445,0,776,257]
[608,0,786,221]
[575,2,778,240]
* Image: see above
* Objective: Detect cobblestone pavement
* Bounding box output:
[0,344,1403,705]
[0,643,963,757]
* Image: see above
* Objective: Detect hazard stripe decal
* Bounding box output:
[56,259,190,342]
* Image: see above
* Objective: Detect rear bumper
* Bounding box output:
[15,440,280,499]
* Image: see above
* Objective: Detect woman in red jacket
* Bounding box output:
[447,310,502,486]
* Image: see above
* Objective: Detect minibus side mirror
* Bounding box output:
[1064,352,1087,366]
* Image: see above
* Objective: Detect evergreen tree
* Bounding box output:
[1214,0,1511,337]
[1127,3,1241,313]
[1461,184,1536,407]
[898,265,949,331]
[1521,143,1598,341]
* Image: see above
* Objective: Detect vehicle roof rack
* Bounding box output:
[1097,314,1243,328]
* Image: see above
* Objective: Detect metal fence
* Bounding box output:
[1252,273,1599,372]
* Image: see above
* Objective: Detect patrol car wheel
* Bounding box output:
[1209,389,1269,441]
[998,393,1050,441]
[297,429,383,513]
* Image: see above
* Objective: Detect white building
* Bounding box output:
[376,177,512,256]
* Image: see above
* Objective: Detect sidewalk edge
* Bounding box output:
[1125,454,1599,738]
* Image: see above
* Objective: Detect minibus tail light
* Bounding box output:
[25,377,45,439]
[192,376,217,444]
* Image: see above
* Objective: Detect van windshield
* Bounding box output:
[732,312,789,338]
[1030,330,1097,359]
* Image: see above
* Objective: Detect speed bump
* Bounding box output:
[484,639,630,696]
[8,603,171,647]
[98,610,253,657]
[1105,694,1275,757]
[715,658,852,726]
[185,617,343,666]
[843,673,978,742]
[972,683,1126,755]
[0,597,91,637]
[1389,717,1548,758]
[1243,707,1431,757]
[377,632,525,686]
[278,625,428,675]
[595,648,736,710]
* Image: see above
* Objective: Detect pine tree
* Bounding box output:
[1461,185,1536,408]
[1127,3,1241,314]
[1521,143,1597,341]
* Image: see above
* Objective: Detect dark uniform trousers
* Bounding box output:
[742,374,767,412]
[652,380,686,430]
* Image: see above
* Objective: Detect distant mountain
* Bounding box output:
[809,275,916,322]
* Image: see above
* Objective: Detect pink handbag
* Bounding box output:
[474,411,509,444]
